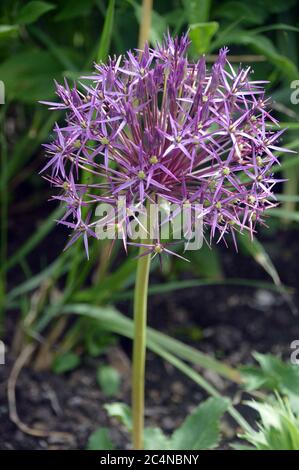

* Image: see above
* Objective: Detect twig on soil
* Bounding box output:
[7,343,72,441]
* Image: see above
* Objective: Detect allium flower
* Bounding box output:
[41,33,289,258]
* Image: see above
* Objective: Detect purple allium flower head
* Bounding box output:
[41,33,289,258]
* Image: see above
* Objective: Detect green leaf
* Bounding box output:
[212,31,298,80]
[272,156,299,174]
[169,397,230,450]
[191,243,223,279]
[240,365,277,391]
[189,22,219,55]
[104,402,132,431]
[85,328,115,357]
[4,205,64,272]
[87,427,115,450]
[242,395,299,450]
[275,194,299,203]
[254,353,299,396]
[5,252,69,303]
[164,9,186,28]
[55,0,94,21]
[114,279,281,301]
[17,1,55,25]
[97,0,115,62]
[231,443,255,450]
[52,352,81,374]
[268,208,299,223]
[144,427,170,450]
[97,365,121,397]
[62,303,240,382]
[214,2,266,25]
[29,26,77,71]
[240,353,299,397]
[60,304,249,432]
[0,49,62,102]
[72,256,137,303]
[183,0,211,23]
[261,0,297,13]
[253,23,299,35]
[0,110,59,193]
[0,25,19,38]
[237,233,281,286]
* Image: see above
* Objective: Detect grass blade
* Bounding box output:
[3,205,64,272]
[61,303,241,382]
[237,233,280,286]
[60,302,251,432]
[96,0,115,63]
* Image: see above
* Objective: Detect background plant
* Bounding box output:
[237,353,299,450]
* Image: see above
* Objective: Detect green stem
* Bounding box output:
[132,245,151,450]
[131,1,153,448]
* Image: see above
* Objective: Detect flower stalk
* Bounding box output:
[132,241,151,449]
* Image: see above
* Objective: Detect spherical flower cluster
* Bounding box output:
[41,33,287,258]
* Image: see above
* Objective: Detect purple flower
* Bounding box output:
[41,33,289,258]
